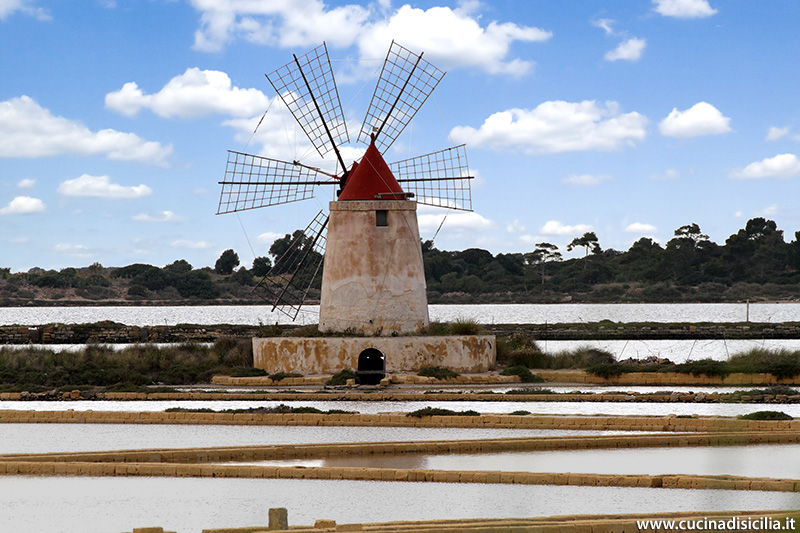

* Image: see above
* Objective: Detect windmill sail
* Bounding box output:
[266,42,349,168]
[359,41,445,153]
[217,151,336,214]
[253,210,328,319]
[390,145,473,212]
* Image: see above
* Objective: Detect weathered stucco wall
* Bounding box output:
[318,200,428,335]
[252,335,496,374]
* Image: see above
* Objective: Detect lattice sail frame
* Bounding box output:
[217,151,335,214]
[390,144,473,212]
[266,42,349,159]
[253,210,328,320]
[358,41,445,153]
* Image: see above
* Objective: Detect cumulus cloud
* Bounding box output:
[540,220,593,236]
[625,222,658,234]
[417,211,494,233]
[132,210,185,223]
[189,1,549,76]
[171,239,211,250]
[58,174,153,199]
[0,96,172,166]
[766,126,790,142]
[651,168,681,180]
[106,68,271,119]
[653,0,717,18]
[0,0,50,21]
[256,231,284,246]
[17,178,35,189]
[593,18,616,36]
[659,102,731,138]
[357,5,551,76]
[451,100,647,154]
[605,38,646,62]
[562,174,610,186]
[731,153,800,179]
[0,195,45,215]
[53,243,93,259]
[758,204,780,217]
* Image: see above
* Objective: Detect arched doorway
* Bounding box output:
[357,348,385,385]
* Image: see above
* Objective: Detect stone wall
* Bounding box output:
[253,335,496,374]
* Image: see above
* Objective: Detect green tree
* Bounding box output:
[567,232,601,271]
[251,256,272,277]
[525,242,562,284]
[164,259,193,274]
[214,249,240,275]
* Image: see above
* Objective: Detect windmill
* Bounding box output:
[217,41,473,335]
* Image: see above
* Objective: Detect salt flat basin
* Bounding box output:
[2,399,800,417]
[0,424,639,455]
[1,476,799,533]
[234,444,800,480]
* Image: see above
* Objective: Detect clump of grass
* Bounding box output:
[165,404,354,415]
[674,359,730,378]
[506,387,558,395]
[231,367,268,377]
[418,366,460,380]
[407,407,480,418]
[728,348,800,380]
[268,371,303,381]
[448,317,484,335]
[326,368,359,386]
[499,365,544,383]
[738,411,793,421]
[508,410,531,416]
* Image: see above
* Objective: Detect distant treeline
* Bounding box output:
[1,217,799,305]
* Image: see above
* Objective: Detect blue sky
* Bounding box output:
[2,0,800,272]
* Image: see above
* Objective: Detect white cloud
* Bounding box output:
[659,102,731,138]
[451,100,647,154]
[731,153,800,179]
[190,0,369,52]
[171,239,211,250]
[132,211,185,223]
[758,204,780,217]
[540,220,593,236]
[106,68,271,119]
[625,222,658,234]
[562,174,610,186]
[505,220,527,234]
[256,232,284,245]
[0,96,172,166]
[58,174,153,199]
[605,38,646,62]
[766,126,790,142]
[593,18,616,36]
[0,0,50,20]
[53,243,93,258]
[189,1,549,76]
[417,210,494,233]
[651,168,681,180]
[653,0,717,18]
[357,5,552,76]
[17,178,35,189]
[0,195,45,215]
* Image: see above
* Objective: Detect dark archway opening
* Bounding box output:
[357,348,385,385]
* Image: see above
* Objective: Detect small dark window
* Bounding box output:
[376,210,388,227]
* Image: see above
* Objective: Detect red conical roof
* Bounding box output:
[338,137,406,201]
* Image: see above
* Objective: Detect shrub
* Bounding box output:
[326,368,359,386]
[508,410,531,416]
[269,372,303,381]
[418,366,460,380]
[674,359,730,378]
[506,387,557,395]
[448,317,483,335]
[500,365,544,383]
[406,407,480,418]
[231,368,268,377]
[738,411,793,421]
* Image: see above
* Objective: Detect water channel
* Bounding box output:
[1,477,798,533]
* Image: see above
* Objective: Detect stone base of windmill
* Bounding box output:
[252,335,496,384]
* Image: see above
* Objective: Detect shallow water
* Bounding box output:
[241,444,800,480]
[0,424,637,455]
[1,302,796,326]
[1,399,798,417]
[1,476,798,533]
